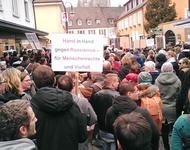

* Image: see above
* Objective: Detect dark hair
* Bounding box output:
[113,112,152,150]
[0,100,31,141]
[119,81,135,95]
[57,75,73,92]
[32,65,55,88]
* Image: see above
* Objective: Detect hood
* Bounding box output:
[139,85,159,98]
[32,87,73,113]
[0,138,37,150]
[156,72,179,85]
[112,95,137,115]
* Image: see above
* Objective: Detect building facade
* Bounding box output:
[117,0,147,49]
[158,0,190,47]
[78,0,111,7]
[67,7,124,46]
[34,0,65,44]
[0,0,47,53]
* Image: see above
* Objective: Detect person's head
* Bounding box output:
[161,62,174,73]
[20,71,32,91]
[119,81,139,101]
[0,100,37,141]
[39,57,47,65]
[155,53,167,63]
[123,73,138,85]
[104,73,119,90]
[2,68,21,94]
[57,75,73,92]
[103,60,112,73]
[178,57,190,70]
[32,65,55,88]
[144,61,156,72]
[138,72,152,85]
[113,112,152,150]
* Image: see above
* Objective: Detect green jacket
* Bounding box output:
[171,114,190,150]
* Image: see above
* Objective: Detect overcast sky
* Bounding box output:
[64,0,127,7]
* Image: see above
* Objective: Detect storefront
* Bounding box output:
[0,19,48,55]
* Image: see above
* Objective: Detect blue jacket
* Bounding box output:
[171,114,190,150]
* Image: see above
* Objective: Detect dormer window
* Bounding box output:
[87,19,92,25]
[108,18,114,25]
[95,19,101,24]
[77,19,82,26]
[68,20,73,26]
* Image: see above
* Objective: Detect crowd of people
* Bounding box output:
[0,44,190,150]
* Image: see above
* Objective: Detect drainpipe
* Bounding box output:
[32,0,37,29]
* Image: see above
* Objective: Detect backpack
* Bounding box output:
[140,92,163,132]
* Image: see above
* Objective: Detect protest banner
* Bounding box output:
[51,33,105,72]
[25,33,42,50]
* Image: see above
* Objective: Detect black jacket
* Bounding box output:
[90,88,119,131]
[105,95,159,150]
[31,87,87,150]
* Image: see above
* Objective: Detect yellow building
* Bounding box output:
[117,0,147,49]
[158,0,189,47]
[34,0,66,45]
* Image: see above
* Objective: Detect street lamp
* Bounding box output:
[62,2,75,33]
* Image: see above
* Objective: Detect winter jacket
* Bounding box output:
[0,138,37,150]
[105,95,160,150]
[155,72,181,123]
[31,87,87,150]
[172,114,190,150]
[90,88,120,131]
[138,84,163,132]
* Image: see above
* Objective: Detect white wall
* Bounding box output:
[68,27,116,38]
[0,0,35,28]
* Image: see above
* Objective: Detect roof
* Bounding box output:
[34,0,62,3]
[0,19,48,36]
[68,7,124,29]
[118,1,147,20]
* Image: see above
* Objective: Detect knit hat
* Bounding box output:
[161,62,173,72]
[138,72,152,84]
[125,73,138,85]
[156,53,167,63]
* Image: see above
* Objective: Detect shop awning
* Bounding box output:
[0,19,48,36]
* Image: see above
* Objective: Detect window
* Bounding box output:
[77,19,82,26]
[87,19,92,25]
[108,18,114,25]
[12,0,19,17]
[77,30,85,34]
[24,0,29,21]
[138,11,142,24]
[133,13,137,26]
[88,30,95,35]
[68,20,73,26]
[136,0,139,5]
[131,1,133,9]
[129,16,133,27]
[95,19,101,24]
[125,18,128,29]
[68,31,74,34]
[0,0,3,11]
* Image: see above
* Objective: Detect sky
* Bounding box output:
[63,0,127,7]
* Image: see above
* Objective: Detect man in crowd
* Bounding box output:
[90,73,120,150]
[57,74,97,150]
[105,81,159,150]
[113,112,152,150]
[31,65,87,150]
[0,99,37,150]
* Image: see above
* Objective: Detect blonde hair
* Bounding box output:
[2,68,21,94]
